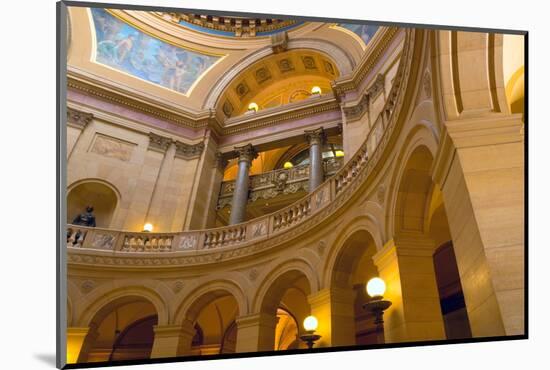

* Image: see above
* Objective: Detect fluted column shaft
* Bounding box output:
[305,128,326,192]
[229,144,257,225]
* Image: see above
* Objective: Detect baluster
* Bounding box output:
[165,237,172,251]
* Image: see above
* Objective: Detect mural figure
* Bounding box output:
[91,8,219,94]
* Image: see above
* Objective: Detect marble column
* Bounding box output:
[305,128,326,192]
[229,144,257,225]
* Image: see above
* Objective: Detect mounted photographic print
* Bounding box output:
[57,1,527,368]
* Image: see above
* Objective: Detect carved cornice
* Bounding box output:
[223,96,341,135]
[148,132,173,153]
[332,27,401,97]
[67,107,93,129]
[343,73,385,122]
[67,73,212,130]
[234,143,258,163]
[175,141,205,159]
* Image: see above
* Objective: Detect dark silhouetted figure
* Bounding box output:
[72,206,96,227]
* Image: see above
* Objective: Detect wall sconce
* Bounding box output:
[300,315,321,349]
[363,277,392,340]
[248,102,259,112]
[311,86,322,95]
[335,150,344,157]
[143,223,153,232]
[283,161,294,169]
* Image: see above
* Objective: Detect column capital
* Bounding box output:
[153,320,195,338]
[215,151,229,169]
[67,107,93,130]
[235,312,279,329]
[373,237,436,270]
[305,127,326,146]
[148,132,173,153]
[174,140,204,159]
[234,143,258,164]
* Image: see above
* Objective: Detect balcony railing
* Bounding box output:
[217,157,344,209]
[66,30,414,257]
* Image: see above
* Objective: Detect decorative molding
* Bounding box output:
[234,143,258,163]
[305,127,327,146]
[90,134,136,162]
[271,31,289,53]
[175,141,205,159]
[317,240,327,256]
[67,107,93,129]
[148,132,173,153]
[248,267,259,282]
[343,73,385,122]
[332,27,401,96]
[215,152,229,170]
[172,280,185,293]
[65,30,419,269]
[423,69,432,99]
[80,280,95,294]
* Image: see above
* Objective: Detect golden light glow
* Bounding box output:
[283,161,294,169]
[248,102,259,112]
[311,86,322,95]
[143,223,153,232]
[366,277,386,298]
[303,315,318,332]
[335,150,344,157]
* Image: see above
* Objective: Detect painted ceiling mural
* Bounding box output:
[91,8,220,95]
[338,24,379,46]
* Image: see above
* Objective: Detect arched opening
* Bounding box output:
[331,229,381,345]
[428,188,472,340]
[258,269,312,350]
[67,181,118,228]
[216,49,340,119]
[387,144,472,342]
[110,315,157,361]
[78,296,158,363]
[183,289,240,356]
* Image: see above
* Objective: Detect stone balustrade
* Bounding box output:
[66,29,412,256]
[217,157,343,209]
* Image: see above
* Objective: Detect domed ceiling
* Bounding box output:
[72,7,384,113]
[155,12,304,38]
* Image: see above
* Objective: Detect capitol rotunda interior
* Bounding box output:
[62,5,525,365]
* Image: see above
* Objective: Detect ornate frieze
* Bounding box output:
[67,107,93,129]
[343,73,385,122]
[148,132,173,153]
[175,141,204,159]
[90,134,136,162]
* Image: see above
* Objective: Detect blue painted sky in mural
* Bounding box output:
[338,24,379,46]
[91,8,219,94]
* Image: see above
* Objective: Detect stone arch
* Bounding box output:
[204,38,355,110]
[385,121,439,239]
[67,178,121,228]
[76,285,168,328]
[323,214,384,289]
[252,258,319,315]
[173,279,248,325]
